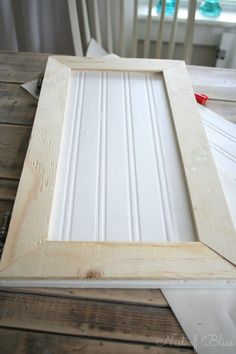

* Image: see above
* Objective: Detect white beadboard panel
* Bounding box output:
[201,105,236,179]
[48,71,196,242]
[200,106,236,228]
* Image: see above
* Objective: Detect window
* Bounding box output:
[140,0,236,10]
[138,1,236,32]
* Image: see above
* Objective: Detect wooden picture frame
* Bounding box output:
[0,56,235,288]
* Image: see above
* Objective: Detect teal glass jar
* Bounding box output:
[200,0,222,17]
[156,0,176,16]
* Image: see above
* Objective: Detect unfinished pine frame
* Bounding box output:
[0,57,236,288]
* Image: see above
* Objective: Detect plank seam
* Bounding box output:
[0,325,192,349]
[0,289,170,308]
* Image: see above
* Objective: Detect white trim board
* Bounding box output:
[1,279,235,289]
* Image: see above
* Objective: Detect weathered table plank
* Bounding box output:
[0,291,190,346]
[0,328,194,354]
[0,286,168,307]
[0,179,18,201]
[0,124,31,179]
[0,52,236,103]
[0,83,37,125]
[0,200,14,224]
[0,52,48,83]
[188,65,236,101]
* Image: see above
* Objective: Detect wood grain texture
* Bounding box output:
[0,52,235,102]
[0,124,31,179]
[0,200,14,257]
[0,328,194,354]
[0,290,190,346]
[0,52,48,83]
[2,242,236,287]
[0,58,70,267]
[0,200,14,223]
[58,56,180,71]
[0,287,168,307]
[188,65,236,101]
[0,179,18,201]
[0,83,36,125]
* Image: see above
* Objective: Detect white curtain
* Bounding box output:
[0,0,75,54]
[0,0,136,56]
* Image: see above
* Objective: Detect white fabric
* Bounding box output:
[0,0,74,54]
[0,0,135,56]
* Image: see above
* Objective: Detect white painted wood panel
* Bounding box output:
[200,106,236,228]
[49,71,196,242]
[202,106,236,178]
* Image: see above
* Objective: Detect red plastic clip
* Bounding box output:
[194,93,208,105]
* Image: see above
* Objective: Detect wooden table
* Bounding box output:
[0,52,235,354]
